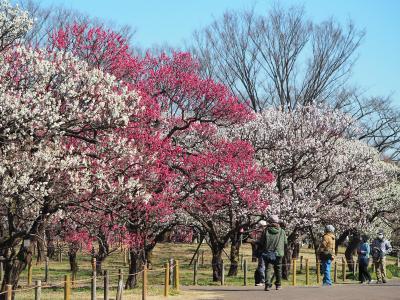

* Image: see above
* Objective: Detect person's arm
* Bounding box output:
[385,240,392,255]
[259,229,266,250]
[321,235,329,251]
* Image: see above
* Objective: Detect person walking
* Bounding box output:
[253,220,267,286]
[357,234,371,284]
[259,215,287,291]
[371,229,392,283]
[318,225,335,286]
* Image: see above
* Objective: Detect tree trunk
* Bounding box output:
[125,250,144,289]
[0,244,33,300]
[144,246,155,269]
[228,234,240,276]
[211,248,223,281]
[68,244,79,274]
[345,230,361,275]
[95,240,109,274]
[36,238,45,264]
[335,229,351,255]
[282,230,299,280]
[45,229,56,259]
[308,226,320,262]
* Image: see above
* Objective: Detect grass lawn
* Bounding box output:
[6,242,399,299]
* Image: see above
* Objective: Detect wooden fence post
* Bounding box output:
[221,261,224,286]
[6,284,12,300]
[169,258,174,287]
[64,274,71,300]
[305,259,309,285]
[142,264,148,300]
[316,260,321,284]
[35,280,41,300]
[174,260,180,291]
[44,257,49,283]
[28,260,33,286]
[240,254,244,270]
[342,257,346,282]
[300,256,303,273]
[334,261,338,283]
[243,259,247,286]
[58,248,62,263]
[103,270,109,300]
[116,269,123,300]
[292,259,297,286]
[201,251,204,266]
[91,271,96,300]
[164,262,170,297]
[193,260,198,285]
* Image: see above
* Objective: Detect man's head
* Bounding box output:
[325,225,335,234]
[361,234,369,243]
[258,220,267,227]
[268,214,280,226]
[377,229,384,240]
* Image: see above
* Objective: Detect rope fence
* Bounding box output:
[0,250,398,299]
[0,258,177,300]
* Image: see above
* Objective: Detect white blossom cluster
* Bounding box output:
[0,13,141,241]
[229,106,394,236]
[0,0,33,51]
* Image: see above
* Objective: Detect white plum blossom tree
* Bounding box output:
[0,2,140,291]
[229,105,393,277]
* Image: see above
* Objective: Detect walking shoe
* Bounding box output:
[276,285,282,290]
[255,283,264,286]
[382,279,387,284]
[264,286,270,291]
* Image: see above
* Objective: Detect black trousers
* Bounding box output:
[358,258,371,283]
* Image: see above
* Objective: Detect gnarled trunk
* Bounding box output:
[0,244,33,300]
[228,233,240,276]
[36,239,45,264]
[45,229,56,259]
[345,230,361,276]
[95,238,109,274]
[125,249,144,289]
[211,248,223,281]
[68,243,79,275]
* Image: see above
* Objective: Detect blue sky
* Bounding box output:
[36,0,400,106]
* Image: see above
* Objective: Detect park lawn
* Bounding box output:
[10,242,400,299]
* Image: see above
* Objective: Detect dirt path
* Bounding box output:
[182,280,400,300]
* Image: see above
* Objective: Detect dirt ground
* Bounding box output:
[181,280,400,300]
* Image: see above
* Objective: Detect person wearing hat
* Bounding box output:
[253,220,267,286]
[357,234,371,284]
[371,229,392,283]
[318,225,335,286]
[259,215,287,291]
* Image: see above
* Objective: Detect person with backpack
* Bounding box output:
[318,225,335,286]
[371,229,392,283]
[259,215,287,291]
[252,220,267,286]
[357,234,371,284]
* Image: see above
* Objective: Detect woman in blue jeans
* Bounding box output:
[358,234,371,283]
[319,225,335,286]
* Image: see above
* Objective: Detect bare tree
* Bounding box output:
[190,5,364,112]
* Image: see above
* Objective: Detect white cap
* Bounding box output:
[259,220,267,226]
[325,225,335,233]
[269,215,280,223]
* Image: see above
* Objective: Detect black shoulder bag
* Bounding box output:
[262,229,282,263]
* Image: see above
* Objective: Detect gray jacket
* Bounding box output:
[371,238,392,257]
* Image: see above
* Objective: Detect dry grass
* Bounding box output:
[8,243,399,299]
